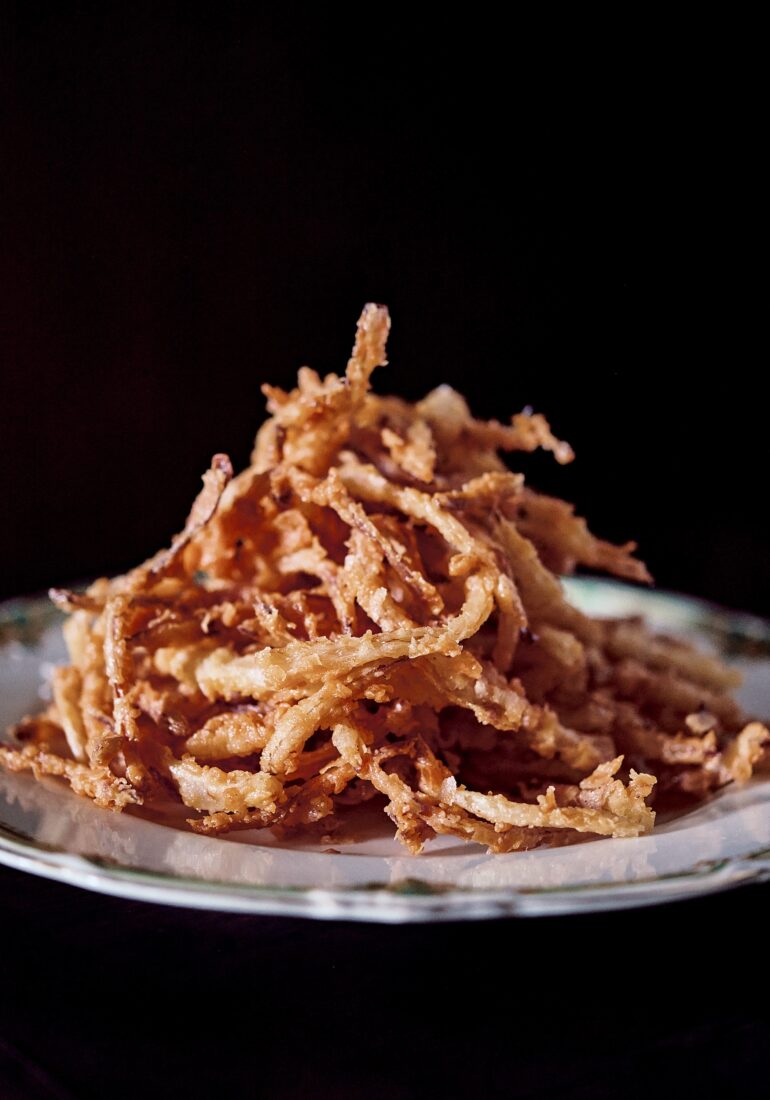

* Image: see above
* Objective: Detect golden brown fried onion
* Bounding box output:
[3,304,766,853]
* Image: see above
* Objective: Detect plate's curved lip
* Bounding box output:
[1,821,770,921]
[1,581,770,922]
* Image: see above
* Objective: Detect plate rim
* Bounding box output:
[1,820,770,921]
[2,579,769,921]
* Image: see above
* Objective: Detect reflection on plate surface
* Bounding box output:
[2,579,770,921]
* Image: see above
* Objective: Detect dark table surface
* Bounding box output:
[1,865,768,1100]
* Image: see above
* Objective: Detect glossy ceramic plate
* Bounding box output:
[1,579,769,921]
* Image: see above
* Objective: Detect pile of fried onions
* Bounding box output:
[3,304,768,853]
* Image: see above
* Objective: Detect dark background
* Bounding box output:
[1,868,768,1100]
[1,11,767,1100]
[2,10,766,613]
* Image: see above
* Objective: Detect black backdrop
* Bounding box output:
[3,10,766,613]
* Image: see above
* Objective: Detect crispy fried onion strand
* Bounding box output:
[3,304,765,853]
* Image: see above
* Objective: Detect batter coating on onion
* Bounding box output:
[2,305,767,852]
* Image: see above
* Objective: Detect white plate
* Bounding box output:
[1,579,769,921]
